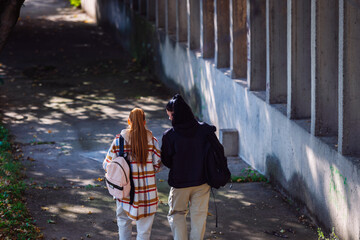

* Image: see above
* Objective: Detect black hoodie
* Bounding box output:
[161,96,216,188]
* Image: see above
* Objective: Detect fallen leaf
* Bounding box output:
[88,196,95,200]
[48,130,52,133]
[158,179,165,182]
[88,211,92,214]
[47,219,56,224]
[27,157,36,161]
[41,207,49,211]
[207,212,213,216]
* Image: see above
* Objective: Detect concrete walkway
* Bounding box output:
[0,0,317,239]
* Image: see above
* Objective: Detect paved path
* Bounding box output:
[0,0,318,239]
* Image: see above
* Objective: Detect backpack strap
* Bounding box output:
[119,135,125,157]
[119,134,134,205]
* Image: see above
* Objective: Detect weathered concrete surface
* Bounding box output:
[230,0,247,79]
[287,0,311,119]
[266,0,287,104]
[165,0,176,35]
[81,0,360,239]
[156,0,165,29]
[214,0,230,68]
[310,0,338,137]
[338,0,360,158]
[219,129,239,157]
[247,0,266,91]
[188,0,200,50]
[175,0,187,42]
[200,0,214,59]
[147,0,156,21]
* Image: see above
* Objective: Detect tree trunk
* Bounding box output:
[0,0,25,53]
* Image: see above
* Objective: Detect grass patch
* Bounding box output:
[69,0,81,8]
[0,125,43,239]
[231,168,268,183]
[317,227,340,240]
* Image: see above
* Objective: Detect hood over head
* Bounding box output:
[166,94,198,136]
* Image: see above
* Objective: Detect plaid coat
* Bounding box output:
[103,129,162,220]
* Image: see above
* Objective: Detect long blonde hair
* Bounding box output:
[128,108,148,165]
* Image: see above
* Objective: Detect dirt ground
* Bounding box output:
[0,0,318,239]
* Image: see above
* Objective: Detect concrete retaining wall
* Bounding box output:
[81,1,360,239]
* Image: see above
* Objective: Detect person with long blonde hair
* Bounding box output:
[103,108,162,240]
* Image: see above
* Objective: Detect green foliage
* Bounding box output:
[317,227,340,240]
[0,125,42,239]
[69,0,81,8]
[231,168,268,183]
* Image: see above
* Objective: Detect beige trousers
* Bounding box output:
[167,183,211,240]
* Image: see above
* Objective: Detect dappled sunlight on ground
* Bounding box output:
[0,0,173,238]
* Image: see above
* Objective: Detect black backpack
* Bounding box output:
[204,132,231,189]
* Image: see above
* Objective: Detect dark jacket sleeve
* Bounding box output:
[161,132,173,169]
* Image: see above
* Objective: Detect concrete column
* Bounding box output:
[247,0,266,91]
[310,0,338,136]
[215,0,230,68]
[156,0,165,29]
[147,0,156,21]
[287,0,311,119]
[139,0,147,14]
[166,0,176,34]
[133,0,139,11]
[266,0,287,104]
[188,0,201,50]
[230,0,247,79]
[200,0,214,58]
[338,0,360,156]
[176,0,187,42]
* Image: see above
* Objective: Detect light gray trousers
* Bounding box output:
[116,201,155,240]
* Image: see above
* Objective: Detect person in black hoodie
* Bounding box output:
[161,94,216,240]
